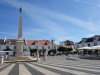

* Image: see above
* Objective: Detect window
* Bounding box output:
[77,45,79,48]
[48,46,50,49]
[60,44,63,46]
[82,44,84,47]
[47,41,50,45]
[6,46,9,49]
[35,41,38,45]
[42,46,44,49]
[36,46,38,49]
[88,44,90,47]
[54,46,56,49]
[94,43,97,46]
[14,46,16,49]
[29,46,31,49]
[6,41,10,45]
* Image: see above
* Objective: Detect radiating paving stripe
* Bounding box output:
[19,64,32,75]
[30,63,74,75]
[26,63,61,75]
[0,63,11,72]
[46,64,100,74]
[0,64,15,75]
[49,64,100,72]
[24,63,45,75]
[70,63,99,67]
[0,63,10,69]
[33,63,93,75]
[41,62,100,70]
[0,63,9,68]
[8,63,19,75]
[73,65,100,70]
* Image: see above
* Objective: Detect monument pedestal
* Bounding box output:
[16,40,24,57]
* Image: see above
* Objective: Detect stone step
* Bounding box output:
[4,56,37,62]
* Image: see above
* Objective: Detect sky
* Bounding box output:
[0,0,100,44]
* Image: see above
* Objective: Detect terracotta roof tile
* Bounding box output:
[38,40,47,46]
[26,40,55,46]
[26,40,34,45]
[0,39,56,46]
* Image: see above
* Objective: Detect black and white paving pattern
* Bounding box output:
[0,56,100,75]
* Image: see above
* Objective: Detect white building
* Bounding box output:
[60,40,76,51]
[0,39,57,55]
[76,35,100,48]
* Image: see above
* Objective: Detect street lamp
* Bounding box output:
[44,49,47,60]
[51,39,55,49]
[36,46,39,62]
[1,55,4,64]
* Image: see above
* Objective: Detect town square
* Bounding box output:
[1,0,100,75]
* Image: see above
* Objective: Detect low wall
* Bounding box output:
[78,55,100,60]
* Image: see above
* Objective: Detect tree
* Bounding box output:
[3,47,11,55]
[57,47,68,53]
[67,48,73,52]
[48,49,56,56]
[30,48,37,56]
[39,49,46,56]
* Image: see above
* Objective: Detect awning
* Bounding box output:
[77,46,92,50]
[92,45,100,50]
[78,45,100,50]
[0,51,11,53]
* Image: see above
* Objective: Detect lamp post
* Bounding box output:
[51,39,55,49]
[44,49,47,60]
[1,55,4,64]
[36,46,39,62]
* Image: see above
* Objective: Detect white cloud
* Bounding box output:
[0,31,16,36]
[57,36,77,42]
[21,1,100,32]
[85,34,95,37]
[0,31,17,39]
[32,29,46,32]
[4,0,68,40]
[3,0,100,43]
[74,0,100,7]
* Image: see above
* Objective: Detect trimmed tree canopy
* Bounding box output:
[57,47,68,52]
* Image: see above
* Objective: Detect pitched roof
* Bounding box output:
[85,38,93,42]
[94,35,100,37]
[0,39,17,45]
[60,40,74,46]
[0,39,56,46]
[26,40,35,45]
[77,35,100,44]
[25,40,55,46]
[38,40,47,46]
[77,41,82,44]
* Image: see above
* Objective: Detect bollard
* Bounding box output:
[37,50,39,62]
[1,55,4,64]
[5,54,8,59]
[44,53,47,60]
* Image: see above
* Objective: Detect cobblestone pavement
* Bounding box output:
[0,56,100,75]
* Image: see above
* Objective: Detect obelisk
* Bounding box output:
[16,7,24,57]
